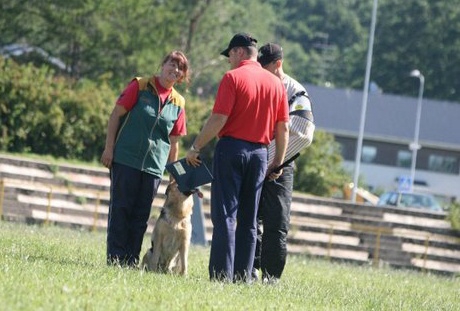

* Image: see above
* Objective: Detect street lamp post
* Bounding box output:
[409,69,425,192]
[351,0,379,203]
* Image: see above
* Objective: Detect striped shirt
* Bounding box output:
[267,74,315,165]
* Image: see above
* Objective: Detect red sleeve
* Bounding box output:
[170,109,187,136]
[116,80,139,111]
[212,74,235,116]
[278,87,289,122]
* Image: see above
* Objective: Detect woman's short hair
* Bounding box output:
[162,50,191,85]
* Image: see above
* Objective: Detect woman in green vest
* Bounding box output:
[101,50,190,267]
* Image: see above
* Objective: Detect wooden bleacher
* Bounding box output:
[1,153,459,275]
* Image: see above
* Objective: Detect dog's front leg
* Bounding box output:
[178,240,190,275]
[169,253,180,274]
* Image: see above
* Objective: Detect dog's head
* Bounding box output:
[163,181,198,218]
[165,181,203,199]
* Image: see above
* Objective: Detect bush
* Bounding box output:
[0,57,115,161]
[294,131,349,196]
[447,202,460,230]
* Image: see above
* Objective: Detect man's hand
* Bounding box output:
[185,146,202,167]
[266,163,283,181]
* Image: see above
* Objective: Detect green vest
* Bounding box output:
[113,77,185,177]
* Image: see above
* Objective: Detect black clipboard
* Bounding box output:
[165,158,213,193]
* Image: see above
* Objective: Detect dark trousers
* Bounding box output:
[106,163,161,266]
[253,165,294,280]
[209,137,267,282]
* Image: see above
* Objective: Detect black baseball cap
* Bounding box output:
[220,33,258,57]
[257,43,283,66]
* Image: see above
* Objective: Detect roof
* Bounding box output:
[306,84,460,149]
[1,43,67,71]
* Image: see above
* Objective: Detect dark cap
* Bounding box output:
[257,43,283,66]
[220,33,258,57]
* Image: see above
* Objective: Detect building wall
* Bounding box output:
[305,83,460,204]
[337,135,460,203]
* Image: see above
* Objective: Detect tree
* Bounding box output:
[179,0,280,96]
[3,0,460,101]
[368,0,460,101]
[266,0,365,87]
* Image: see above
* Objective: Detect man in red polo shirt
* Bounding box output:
[186,33,289,283]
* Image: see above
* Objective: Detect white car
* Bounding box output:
[377,191,443,212]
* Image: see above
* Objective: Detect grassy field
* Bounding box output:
[0,221,458,311]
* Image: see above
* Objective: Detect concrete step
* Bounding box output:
[287,243,370,263]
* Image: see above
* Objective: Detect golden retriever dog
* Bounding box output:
[141,182,199,275]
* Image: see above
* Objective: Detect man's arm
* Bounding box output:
[266,120,289,180]
[186,113,228,166]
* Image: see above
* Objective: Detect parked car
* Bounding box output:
[377,191,443,212]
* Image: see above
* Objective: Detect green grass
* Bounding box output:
[0,222,458,311]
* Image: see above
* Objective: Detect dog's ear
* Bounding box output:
[181,188,203,198]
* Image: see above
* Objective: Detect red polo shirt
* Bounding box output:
[213,60,288,145]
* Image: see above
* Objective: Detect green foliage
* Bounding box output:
[447,202,460,230]
[294,130,350,196]
[267,0,365,87]
[179,95,215,160]
[0,57,115,161]
[57,78,115,161]
[370,0,460,101]
[0,0,281,95]
[2,0,460,102]
[1,222,459,310]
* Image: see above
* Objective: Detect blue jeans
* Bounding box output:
[209,137,267,282]
[106,163,161,266]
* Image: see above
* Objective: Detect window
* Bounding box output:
[397,150,412,168]
[361,145,377,163]
[428,155,458,174]
[334,137,355,161]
